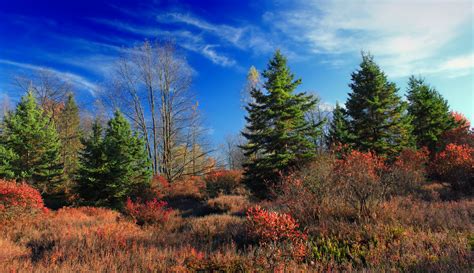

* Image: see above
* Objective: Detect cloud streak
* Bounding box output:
[0,59,99,96]
[266,0,473,77]
[92,18,239,68]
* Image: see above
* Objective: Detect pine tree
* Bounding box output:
[76,119,107,206]
[77,111,151,208]
[345,53,413,156]
[327,103,352,149]
[0,91,63,192]
[0,145,17,179]
[406,76,455,152]
[242,50,322,197]
[57,93,82,184]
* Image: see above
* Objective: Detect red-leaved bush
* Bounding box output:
[124,197,173,226]
[334,150,387,219]
[205,170,243,198]
[246,206,307,261]
[388,148,429,195]
[432,143,474,192]
[167,176,206,199]
[150,175,170,199]
[439,112,474,149]
[0,179,48,218]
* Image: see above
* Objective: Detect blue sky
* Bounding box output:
[0,0,473,145]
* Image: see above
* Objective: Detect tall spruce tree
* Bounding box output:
[77,111,151,208]
[57,93,82,184]
[327,102,352,149]
[242,50,322,197]
[345,53,413,156]
[76,119,107,205]
[406,76,455,152]
[0,91,63,192]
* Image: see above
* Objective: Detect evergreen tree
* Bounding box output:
[327,102,352,149]
[57,93,82,184]
[0,146,17,179]
[76,119,107,205]
[242,50,322,197]
[345,53,413,156]
[77,111,151,208]
[0,91,63,192]
[406,76,455,152]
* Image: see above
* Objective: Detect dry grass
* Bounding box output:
[1,162,473,272]
[206,195,250,215]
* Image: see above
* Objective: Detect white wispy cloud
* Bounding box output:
[155,12,282,57]
[266,0,473,77]
[156,13,245,47]
[201,45,237,67]
[415,52,474,78]
[0,59,99,96]
[91,18,239,68]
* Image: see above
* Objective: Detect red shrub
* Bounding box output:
[394,147,429,172]
[150,175,171,199]
[333,150,387,219]
[246,206,307,260]
[388,148,429,194]
[432,143,474,191]
[0,179,48,218]
[205,170,243,198]
[439,112,473,148]
[124,197,173,226]
[168,176,205,199]
[452,112,471,129]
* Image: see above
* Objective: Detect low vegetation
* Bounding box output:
[1,48,472,272]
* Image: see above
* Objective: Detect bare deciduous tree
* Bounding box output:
[15,69,72,122]
[105,40,213,181]
[223,133,246,170]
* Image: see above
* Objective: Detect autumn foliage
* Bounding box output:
[204,169,243,198]
[124,197,173,226]
[333,150,387,219]
[388,147,430,194]
[432,143,474,192]
[0,179,48,218]
[246,206,307,261]
[439,112,473,149]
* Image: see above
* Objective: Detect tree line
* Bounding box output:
[241,51,468,197]
[0,41,470,207]
[0,41,215,208]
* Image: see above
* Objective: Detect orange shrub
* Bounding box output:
[167,176,205,199]
[439,112,473,149]
[386,148,429,195]
[205,170,243,198]
[149,175,170,199]
[0,179,48,218]
[334,150,387,219]
[246,206,307,261]
[124,197,173,226]
[432,143,474,192]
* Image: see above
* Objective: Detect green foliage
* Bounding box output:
[57,93,82,184]
[0,91,63,193]
[242,50,323,197]
[345,53,414,157]
[327,103,352,149]
[406,76,455,152]
[308,235,374,266]
[76,119,108,205]
[0,146,17,180]
[76,111,152,208]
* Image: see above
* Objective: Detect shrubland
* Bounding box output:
[1,145,472,272]
[1,48,473,272]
